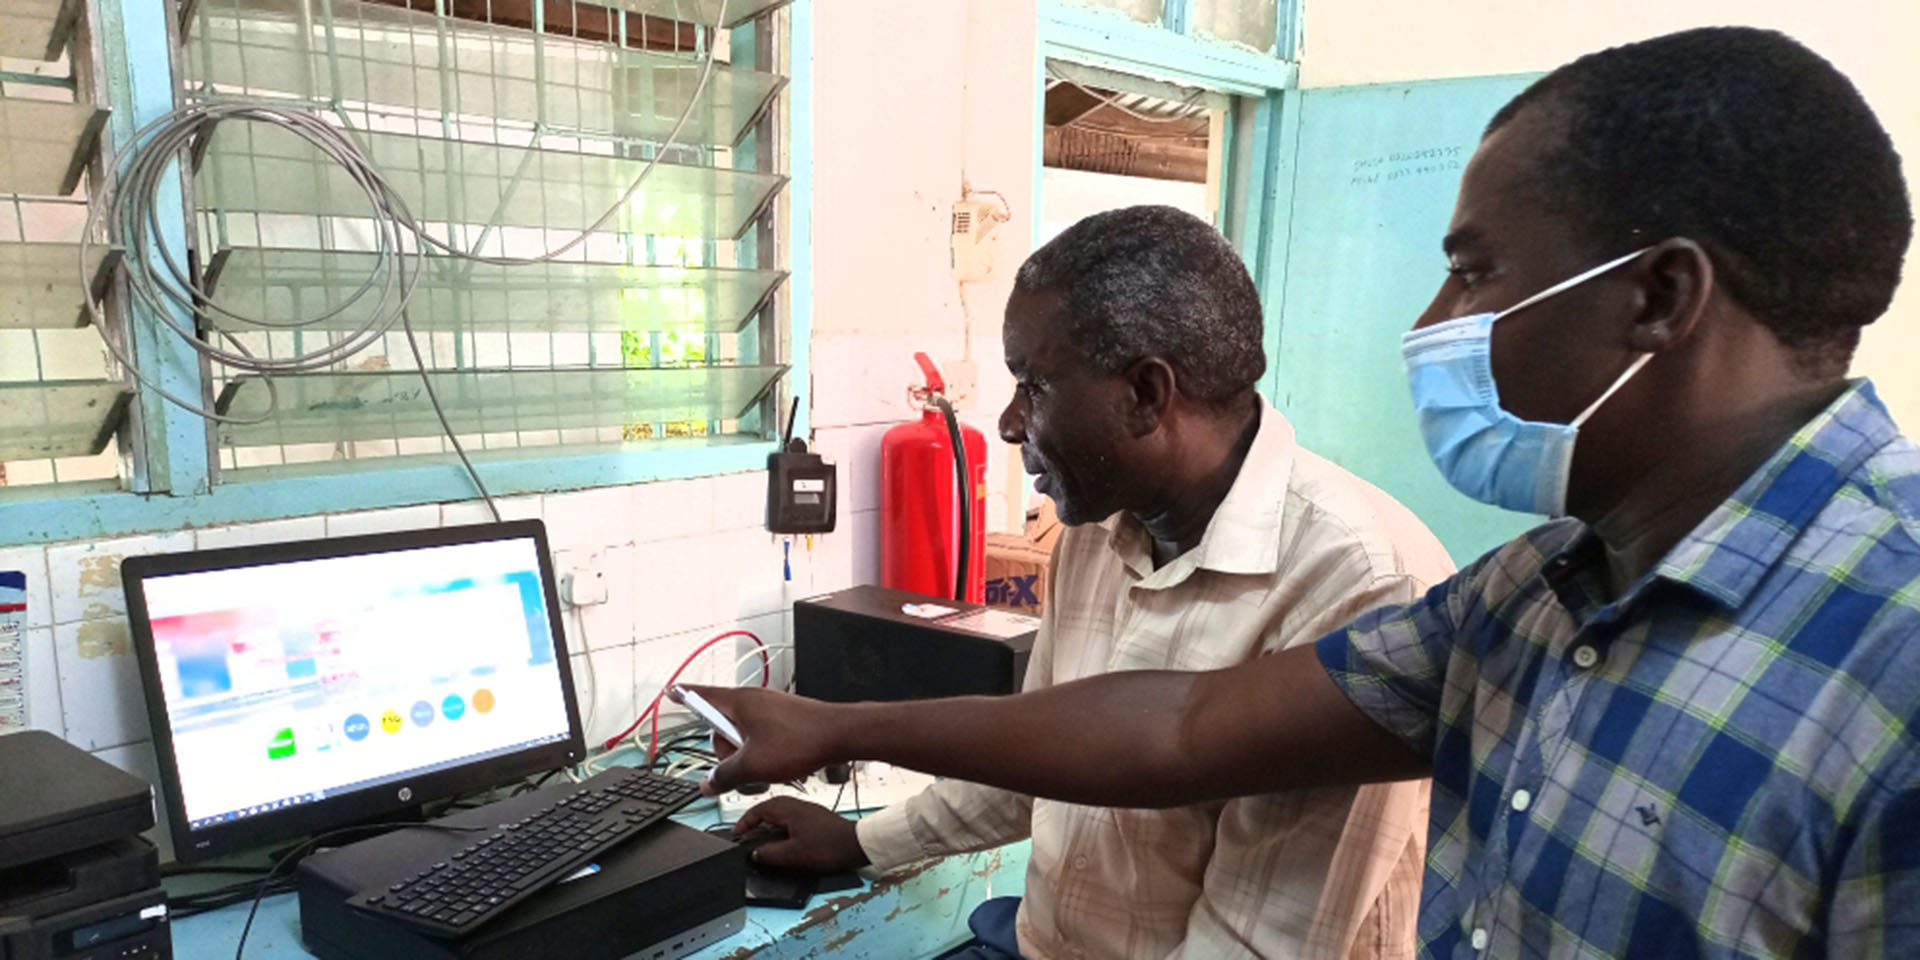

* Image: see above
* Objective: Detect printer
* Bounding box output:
[0,729,170,960]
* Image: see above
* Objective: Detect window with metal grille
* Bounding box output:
[177,0,794,476]
[0,0,125,491]
[0,0,793,505]
[1056,0,1286,55]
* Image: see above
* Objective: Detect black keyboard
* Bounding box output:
[346,768,700,937]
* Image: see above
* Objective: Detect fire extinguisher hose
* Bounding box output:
[928,394,970,603]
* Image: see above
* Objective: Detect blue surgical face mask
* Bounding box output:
[1402,247,1653,517]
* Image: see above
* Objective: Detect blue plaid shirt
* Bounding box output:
[1319,380,1920,959]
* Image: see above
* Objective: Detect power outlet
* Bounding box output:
[561,565,608,607]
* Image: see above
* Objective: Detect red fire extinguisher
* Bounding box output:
[882,353,988,604]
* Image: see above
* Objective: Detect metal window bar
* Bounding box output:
[0,23,130,490]
[179,0,788,474]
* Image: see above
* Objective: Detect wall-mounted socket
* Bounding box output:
[560,564,608,607]
[951,199,1007,282]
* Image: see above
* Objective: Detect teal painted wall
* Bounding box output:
[1268,74,1543,565]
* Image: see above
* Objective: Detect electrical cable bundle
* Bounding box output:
[77,0,734,518]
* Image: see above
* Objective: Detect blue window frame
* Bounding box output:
[1036,0,1300,395]
[0,0,814,547]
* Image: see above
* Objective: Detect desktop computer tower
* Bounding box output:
[297,790,745,960]
[793,585,1041,703]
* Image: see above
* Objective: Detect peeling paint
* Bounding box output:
[82,602,115,619]
[76,620,131,658]
[883,902,921,922]
[787,860,940,937]
[820,929,858,953]
[969,850,1004,879]
[77,555,122,589]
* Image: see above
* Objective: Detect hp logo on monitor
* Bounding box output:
[398,787,414,802]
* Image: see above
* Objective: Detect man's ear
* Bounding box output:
[1625,237,1714,354]
[1124,358,1177,437]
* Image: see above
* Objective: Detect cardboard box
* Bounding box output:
[984,499,1063,615]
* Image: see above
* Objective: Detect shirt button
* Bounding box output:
[1072,855,1088,870]
[1471,928,1489,951]
[1511,789,1532,812]
[1572,645,1600,669]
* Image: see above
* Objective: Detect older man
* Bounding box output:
[733,206,1452,959]
[695,27,1918,959]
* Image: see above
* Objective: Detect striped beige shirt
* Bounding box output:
[856,402,1455,960]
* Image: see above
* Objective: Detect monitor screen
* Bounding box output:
[124,521,584,861]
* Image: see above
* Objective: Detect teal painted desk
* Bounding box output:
[172,832,1029,959]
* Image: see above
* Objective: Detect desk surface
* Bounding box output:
[173,825,1029,960]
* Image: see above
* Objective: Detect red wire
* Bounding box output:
[599,629,767,753]
[642,630,769,762]
[598,629,764,752]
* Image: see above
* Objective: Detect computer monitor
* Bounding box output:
[123,520,585,863]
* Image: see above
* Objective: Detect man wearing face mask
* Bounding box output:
[730,205,1454,960]
[683,26,1918,958]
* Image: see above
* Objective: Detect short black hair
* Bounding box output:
[1014,205,1265,405]
[1488,26,1911,374]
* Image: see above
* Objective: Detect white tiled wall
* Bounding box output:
[0,464,882,864]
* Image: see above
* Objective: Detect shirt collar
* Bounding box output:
[1546,379,1899,614]
[1104,398,1298,582]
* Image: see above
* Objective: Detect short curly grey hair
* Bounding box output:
[1014,205,1265,406]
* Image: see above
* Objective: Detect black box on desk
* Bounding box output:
[794,585,1042,703]
[0,837,169,960]
[297,804,744,960]
[0,730,170,960]
[0,730,155,871]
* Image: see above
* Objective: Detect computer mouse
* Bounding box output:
[732,824,788,850]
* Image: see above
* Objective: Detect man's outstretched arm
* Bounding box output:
[681,644,1427,807]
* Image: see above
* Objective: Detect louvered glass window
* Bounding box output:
[178,0,792,472]
[0,0,127,489]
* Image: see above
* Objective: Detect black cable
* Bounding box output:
[644,730,720,771]
[655,748,721,768]
[514,767,564,796]
[162,864,272,877]
[168,878,297,919]
[930,395,971,602]
[165,865,281,917]
[656,732,713,754]
[233,821,483,960]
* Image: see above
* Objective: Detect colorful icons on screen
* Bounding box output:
[336,691,495,741]
[335,690,494,744]
[266,727,296,760]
